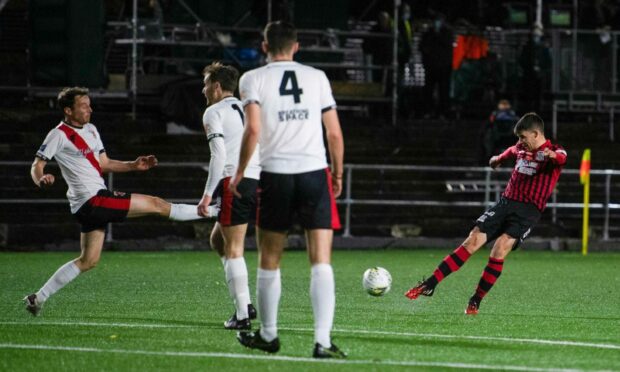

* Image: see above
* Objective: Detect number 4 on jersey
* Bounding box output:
[279,71,303,103]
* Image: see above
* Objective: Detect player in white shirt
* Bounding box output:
[231,21,346,358]
[24,87,218,316]
[196,62,261,330]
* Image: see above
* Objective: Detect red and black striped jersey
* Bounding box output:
[497,140,567,211]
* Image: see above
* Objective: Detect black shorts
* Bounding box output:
[73,189,131,233]
[214,177,258,226]
[475,197,541,250]
[257,168,341,231]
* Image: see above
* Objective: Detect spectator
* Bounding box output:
[479,99,519,165]
[398,4,413,73]
[518,25,551,113]
[363,11,393,84]
[420,13,454,119]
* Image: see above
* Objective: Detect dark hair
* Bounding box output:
[514,112,544,134]
[264,21,297,55]
[203,62,239,93]
[57,87,89,112]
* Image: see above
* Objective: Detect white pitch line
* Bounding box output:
[2,321,619,351]
[281,327,620,351]
[0,343,596,372]
[0,321,194,329]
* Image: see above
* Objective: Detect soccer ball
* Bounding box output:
[362,267,392,297]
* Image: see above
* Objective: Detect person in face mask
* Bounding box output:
[518,25,551,113]
[419,13,454,119]
[399,3,413,68]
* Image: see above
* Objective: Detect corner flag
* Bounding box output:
[580,149,591,255]
[580,149,591,184]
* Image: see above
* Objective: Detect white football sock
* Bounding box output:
[36,260,81,303]
[311,263,335,348]
[257,268,281,342]
[225,257,251,319]
[169,203,207,221]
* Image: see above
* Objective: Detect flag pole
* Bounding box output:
[580,149,591,256]
[582,175,589,255]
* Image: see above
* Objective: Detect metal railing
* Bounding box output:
[1,162,618,241]
[339,164,619,239]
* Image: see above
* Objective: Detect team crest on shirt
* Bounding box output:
[516,158,539,175]
[88,128,97,139]
[535,151,545,161]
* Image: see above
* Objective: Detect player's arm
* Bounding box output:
[544,147,567,165]
[232,103,261,196]
[198,134,226,217]
[99,152,158,173]
[31,157,55,188]
[489,145,517,169]
[322,109,344,198]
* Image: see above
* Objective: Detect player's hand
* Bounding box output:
[229,172,243,198]
[489,156,501,169]
[197,195,212,217]
[134,155,158,171]
[543,148,556,159]
[38,174,55,188]
[331,175,343,198]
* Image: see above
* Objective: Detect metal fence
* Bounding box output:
[1,161,619,241]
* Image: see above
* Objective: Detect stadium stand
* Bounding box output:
[0,1,619,248]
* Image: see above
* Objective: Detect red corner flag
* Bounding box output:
[580,149,591,184]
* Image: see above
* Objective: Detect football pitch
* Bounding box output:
[1,249,618,371]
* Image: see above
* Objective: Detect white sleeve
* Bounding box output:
[319,70,337,112]
[35,129,64,161]
[204,108,224,142]
[203,109,225,197]
[204,136,226,196]
[239,71,260,107]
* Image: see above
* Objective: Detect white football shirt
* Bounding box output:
[36,122,107,213]
[203,96,261,196]
[239,61,337,174]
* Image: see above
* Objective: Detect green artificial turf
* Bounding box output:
[0,249,618,371]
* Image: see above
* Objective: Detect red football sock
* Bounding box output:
[426,245,472,287]
[472,257,504,302]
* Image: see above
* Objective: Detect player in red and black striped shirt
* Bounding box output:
[405,113,567,314]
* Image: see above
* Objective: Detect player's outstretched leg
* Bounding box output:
[169,203,218,220]
[406,245,472,300]
[466,257,505,315]
[128,194,218,221]
[406,227,487,300]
